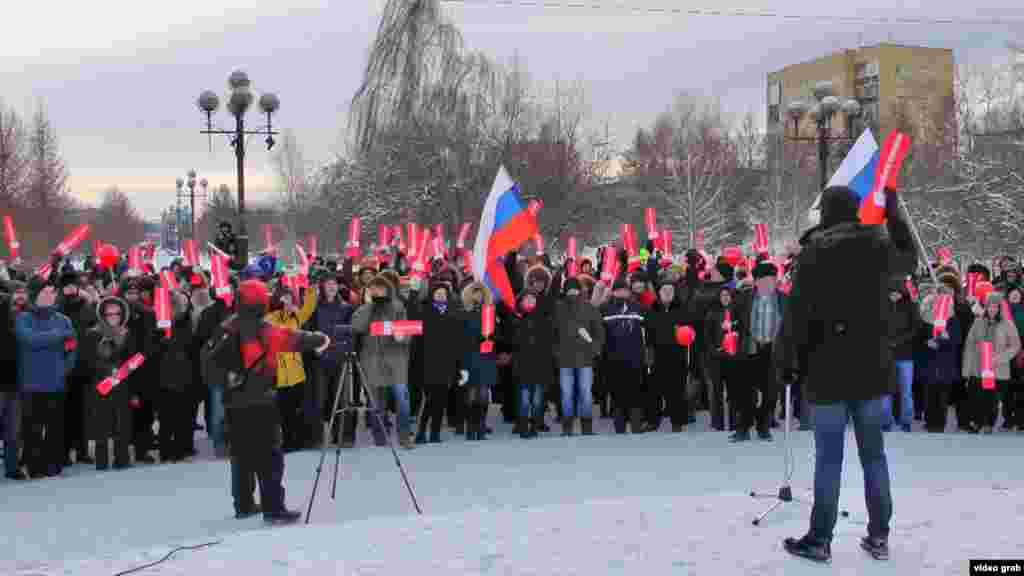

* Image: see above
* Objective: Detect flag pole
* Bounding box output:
[897,196,940,287]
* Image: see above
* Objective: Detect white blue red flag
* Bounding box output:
[472,166,539,309]
[810,128,909,225]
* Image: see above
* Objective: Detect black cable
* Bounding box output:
[112,539,223,576]
[441,0,1024,27]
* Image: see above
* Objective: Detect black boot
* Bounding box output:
[581,417,595,436]
[629,408,645,433]
[518,417,531,439]
[783,535,831,563]
[561,417,574,436]
[729,429,751,442]
[532,416,545,437]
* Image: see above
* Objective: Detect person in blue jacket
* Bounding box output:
[15,280,77,479]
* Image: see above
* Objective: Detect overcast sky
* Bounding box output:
[1,0,1021,220]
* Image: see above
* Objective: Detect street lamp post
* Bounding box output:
[784,81,861,232]
[196,71,280,269]
[175,170,208,244]
[786,81,862,191]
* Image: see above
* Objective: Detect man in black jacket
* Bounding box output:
[776,186,916,563]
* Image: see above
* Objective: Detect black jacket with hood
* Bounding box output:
[774,186,917,405]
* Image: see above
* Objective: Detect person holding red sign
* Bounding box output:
[80,296,138,470]
[351,274,415,449]
[457,282,499,441]
[918,287,963,433]
[962,291,1020,434]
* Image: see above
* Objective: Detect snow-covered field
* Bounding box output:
[3,411,1023,575]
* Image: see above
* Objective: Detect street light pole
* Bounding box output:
[197,70,279,269]
[784,81,861,231]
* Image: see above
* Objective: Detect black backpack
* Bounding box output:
[202,326,267,395]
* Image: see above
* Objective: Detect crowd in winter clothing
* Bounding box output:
[1,231,1022,488]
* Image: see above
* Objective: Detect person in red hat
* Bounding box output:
[209,279,329,524]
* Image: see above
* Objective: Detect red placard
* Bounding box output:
[860,131,910,225]
[621,223,637,257]
[456,222,472,249]
[128,245,142,271]
[346,217,361,259]
[601,246,618,283]
[54,224,90,258]
[754,223,769,254]
[527,199,542,218]
[96,353,146,396]
[393,225,404,251]
[533,232,544,254]
[661,229,673,257]
[155,287,172,335]
[160,270,178,292]
[567,236,577,261]
[695,229,705,252]
[480,304,495,353]
[3,216,20,260]
[721,310,737,356]
[979,340,995,390]
[645,207,658,240]
[932,294,952,338]
[370,320,424,337]
[407,223,419,259]
[183,239,199,267]
[378,224,390,250]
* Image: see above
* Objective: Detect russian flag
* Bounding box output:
[811,128,879,216]
[810,128,910,225]
[472,166,539,309]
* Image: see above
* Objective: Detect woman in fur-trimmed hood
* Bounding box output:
[80,295,137,470]
[458,281,498,440]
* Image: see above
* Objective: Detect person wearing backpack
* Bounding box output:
[209,279,329,525]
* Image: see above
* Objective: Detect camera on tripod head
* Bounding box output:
[331,324,355,357]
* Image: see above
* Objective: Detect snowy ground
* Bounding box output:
[3,410,1023,575]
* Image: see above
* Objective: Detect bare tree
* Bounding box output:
[93,187,145,249]
[0,100,28,210]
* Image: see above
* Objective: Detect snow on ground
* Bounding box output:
[3,411,1023,575]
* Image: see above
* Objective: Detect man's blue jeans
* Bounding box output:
[520,383,545,420]
[390,384,411,435]
[880,360,914,430]
[809,397,893,543]
[559,367,594,418]
[1,391,20,476]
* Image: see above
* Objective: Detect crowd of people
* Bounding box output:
[1,221,1022,489]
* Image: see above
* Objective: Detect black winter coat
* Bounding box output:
[774,210,917,405]
[887,285,920,361]
[160,314,194,393]
[412,300,463,391]
[508,308,556,388]
[704,302,744,361]
[646,300,691,380]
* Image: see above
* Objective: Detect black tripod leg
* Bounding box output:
[330,362,354,501]
[354,359,423,515]
[305,360,351,525]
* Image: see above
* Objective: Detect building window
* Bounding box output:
[896,64,912,81]
[768,104,780,124]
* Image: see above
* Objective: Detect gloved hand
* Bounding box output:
[927,338,939,350]
[458,370,469,386]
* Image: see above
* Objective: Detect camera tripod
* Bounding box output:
[305,352,422,524]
